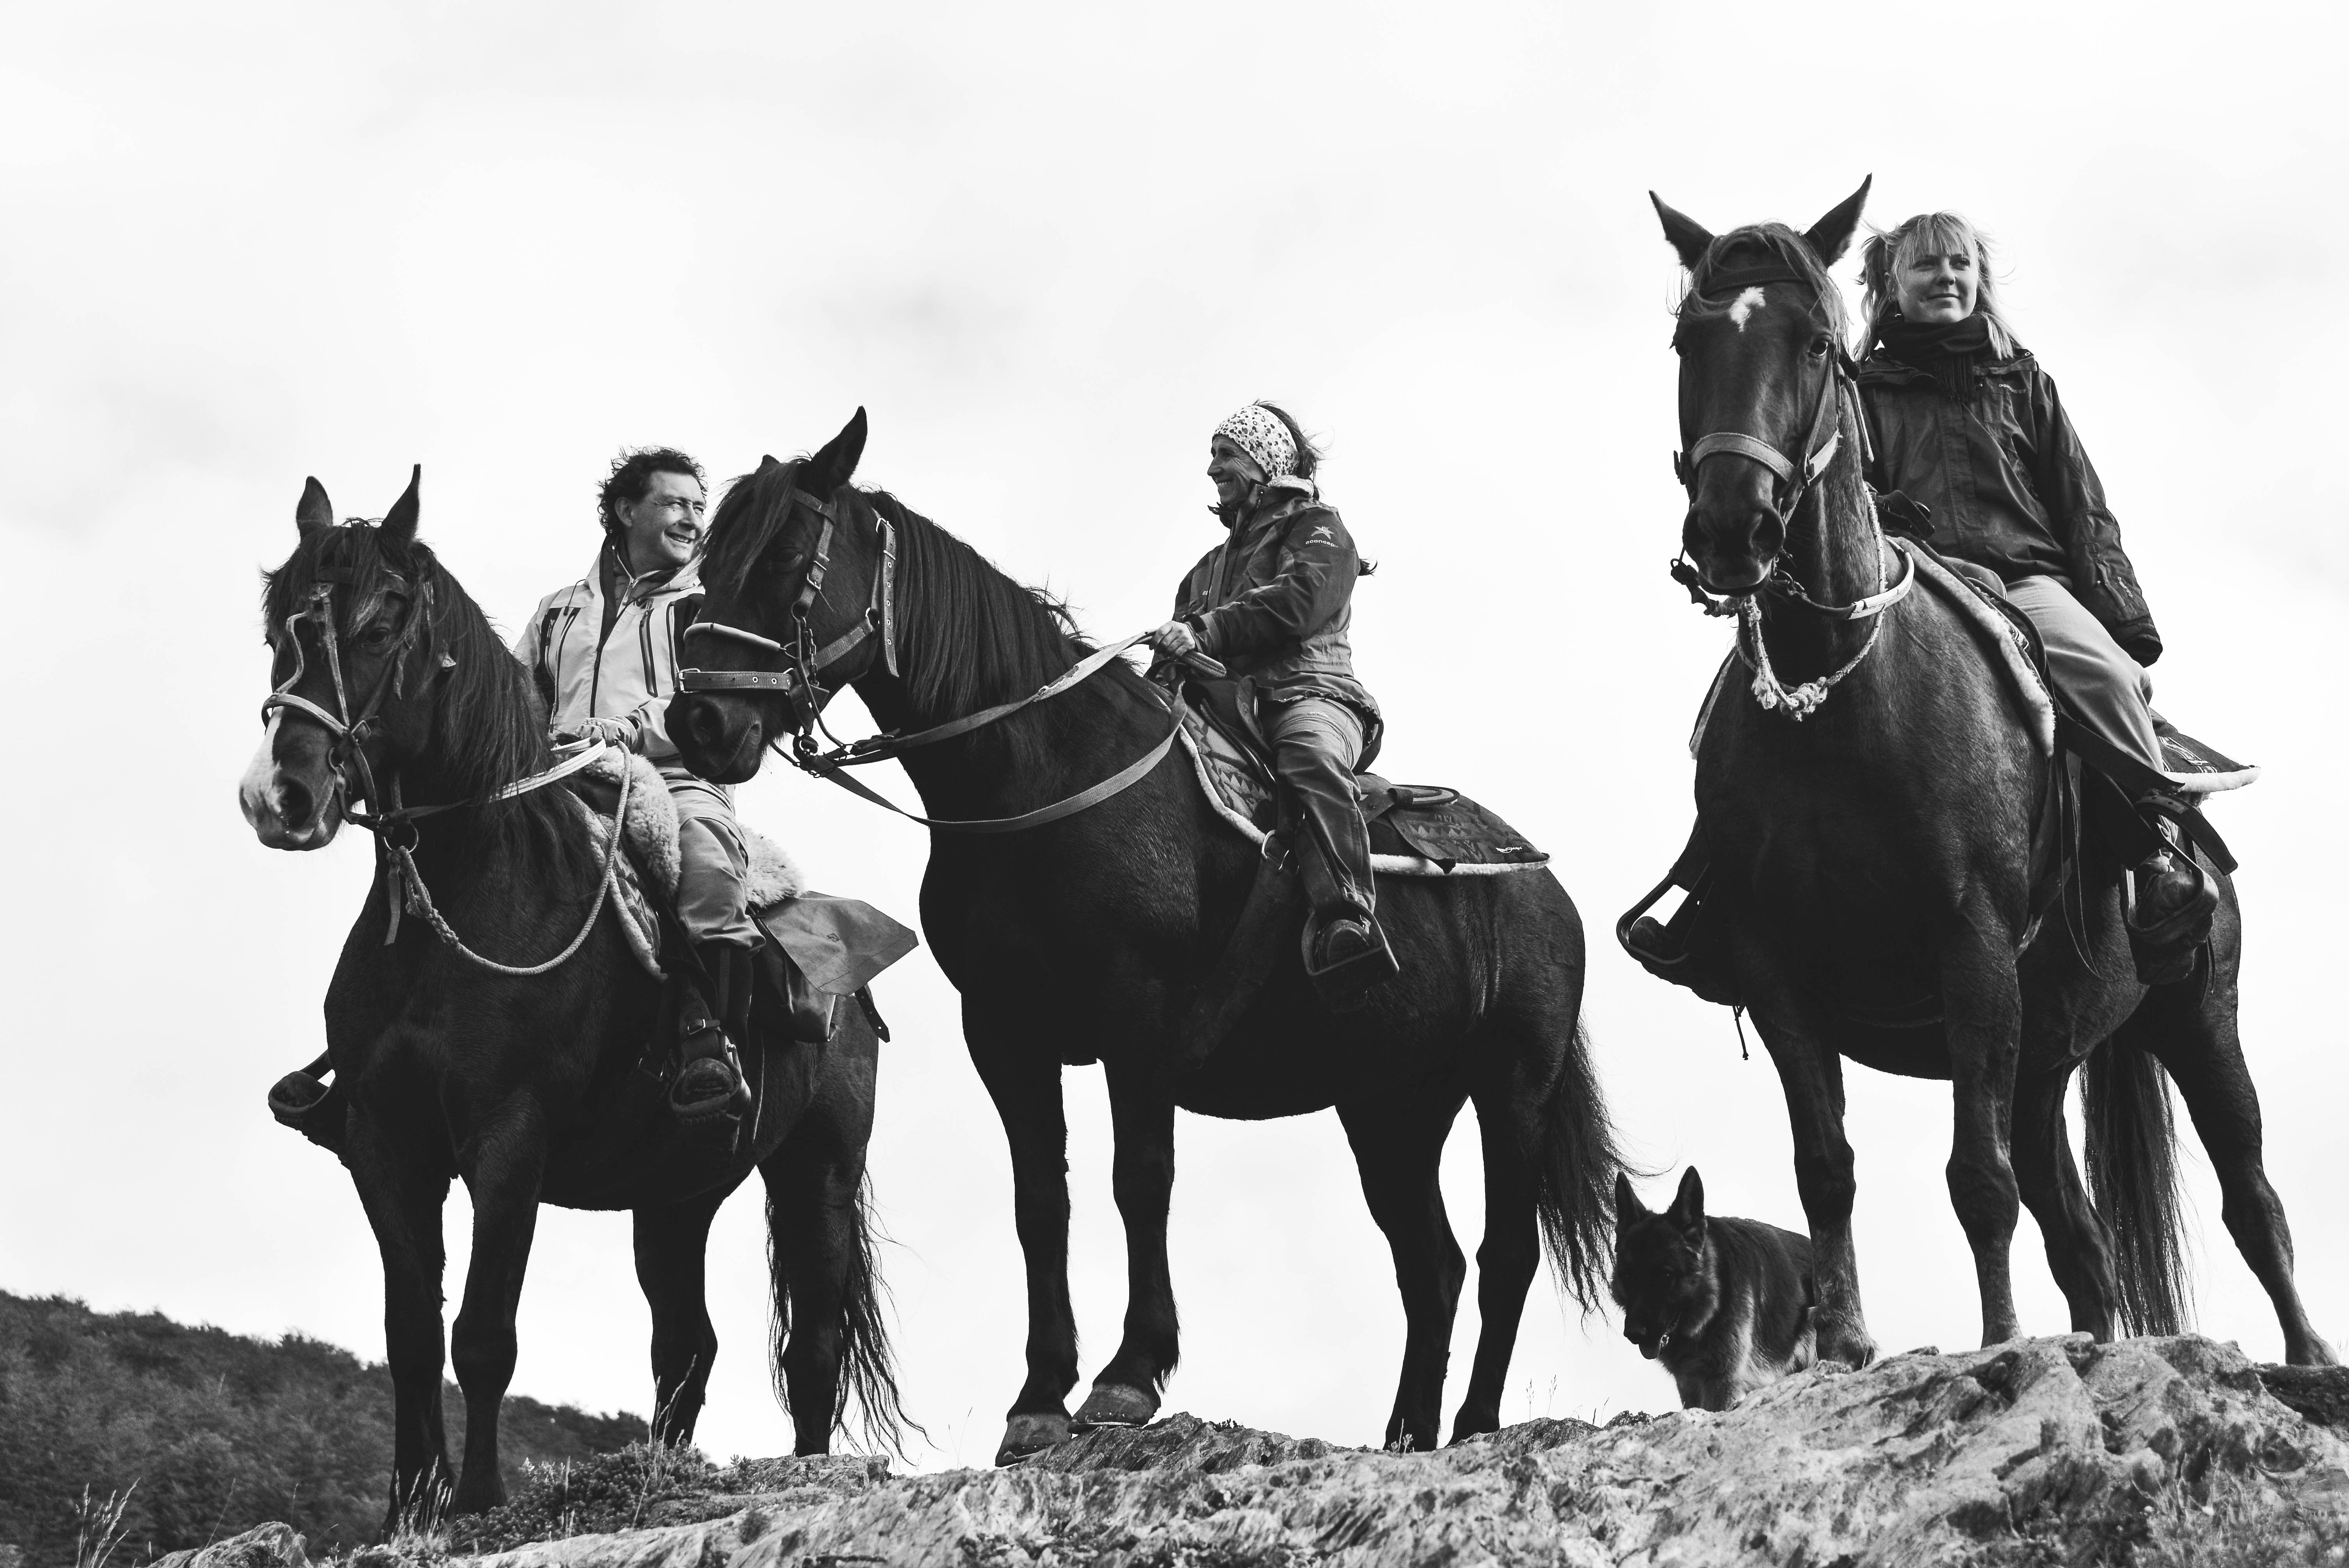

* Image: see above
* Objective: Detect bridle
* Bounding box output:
[680,486,1200,833]
[676,486,899,747]
[1667,260,1871,617]
[262,547,627,969]
[1666,260,1916,720]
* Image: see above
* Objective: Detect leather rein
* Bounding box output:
[679,487,1208,833]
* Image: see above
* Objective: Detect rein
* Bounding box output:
[681,488,1214,834]
[266,563,630,969]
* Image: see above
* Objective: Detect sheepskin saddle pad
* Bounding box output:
[1174,683,1549,878]
[559,749,915,985]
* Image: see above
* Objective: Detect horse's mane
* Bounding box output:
[1675,223,1852,344]
[705,459,1096,718]
[262,524,579,862]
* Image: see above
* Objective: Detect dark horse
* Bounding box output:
[1649,181,2333,1367]
[665,414,1618,1460]
[238,472,910,1521]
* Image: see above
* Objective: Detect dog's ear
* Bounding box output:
[1615,1171,1645,1231]
[1666,1166,1706,1238]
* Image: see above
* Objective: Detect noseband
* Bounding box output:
[1668,262,1870,615]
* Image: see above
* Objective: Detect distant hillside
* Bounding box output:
[0,1293,644,1567]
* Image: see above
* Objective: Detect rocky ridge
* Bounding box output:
[155,1335,2349,1567]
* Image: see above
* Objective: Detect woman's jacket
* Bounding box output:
[1859,348,2161,664]
[1171,475,1379,723]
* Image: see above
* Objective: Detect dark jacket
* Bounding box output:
[1171,476,1379,722]
[1859,348,2161,665]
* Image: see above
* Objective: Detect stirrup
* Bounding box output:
[1303,912,1398,1012]
[668,1030,750,1128]
[2127,855,2216,985]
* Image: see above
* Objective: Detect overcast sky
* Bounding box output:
[5,1,2345,1472]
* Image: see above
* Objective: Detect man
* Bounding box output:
[1151,403,1397,1002]
[516,447,756,1126]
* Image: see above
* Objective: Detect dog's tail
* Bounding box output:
[2082,1030,2193,1336]
[1529,1018,1622,1311]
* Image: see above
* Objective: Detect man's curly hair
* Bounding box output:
[597,446,706,536]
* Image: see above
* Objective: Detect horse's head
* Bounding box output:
[242,467,446,849]
[1653,179,1870,595]
[669,408,884,785]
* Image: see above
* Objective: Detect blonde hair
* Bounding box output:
[1859,212,2020,357]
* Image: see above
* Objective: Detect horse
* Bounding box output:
[1646,180,2333,1368]
[237,470,911,1523]
[662,413,1620,1461]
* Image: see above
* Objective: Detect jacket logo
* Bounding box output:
[1305,526,1336,545]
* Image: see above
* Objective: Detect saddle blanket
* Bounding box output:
[1175,702,1549,877]
[1691,541,2256,794]
[562,750,914,987]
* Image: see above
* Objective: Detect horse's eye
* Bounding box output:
[362,623,395,648]
[1808,334,1832,358]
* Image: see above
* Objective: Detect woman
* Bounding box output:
[1857,212,2214,973]
[1149,402,1395,1003]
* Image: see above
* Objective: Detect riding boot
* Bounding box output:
[670,941,755,1129]
[1294,791,1397,1011]
[2127,812,2217,985]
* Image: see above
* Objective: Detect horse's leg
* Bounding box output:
[632,1188,729,1447]
[1338,1082,1470,1453]
[1447,1074,1541,1444]
[1073,1060,1178,1430]
[345,1116,455,1529]
[760,1057,880,1457]
[447,1099,551,1514]
[2010,1065,2117,1338]
[1747,998,1875,1368]
[1937,920,2026,1347]
[969,1022,1080,1463]
[2132,981,2338,1365]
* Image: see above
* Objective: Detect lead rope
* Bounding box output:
[385,747,634,975]
[1739,513,1894,720]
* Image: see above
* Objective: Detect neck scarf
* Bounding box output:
[1877,314,1995,401]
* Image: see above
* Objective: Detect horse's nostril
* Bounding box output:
[280,776,315,830]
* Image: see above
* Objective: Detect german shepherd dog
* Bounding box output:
[1613,1168,1817,1411]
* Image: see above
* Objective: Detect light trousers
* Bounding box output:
[2003,574,2165,777]
[661,768,761,948]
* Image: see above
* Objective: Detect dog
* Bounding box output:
[1612,1167,1816,1411]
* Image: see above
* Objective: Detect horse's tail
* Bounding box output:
[1529,1017,1621,1311]
[767,1171,924,1458]
[2082,1031,2193,1336]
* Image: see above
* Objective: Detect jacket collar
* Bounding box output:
[1857,347,2035,387]
[585,545,704,604]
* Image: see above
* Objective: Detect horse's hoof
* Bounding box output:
[1073,1382,1158,1430]
[993,1412,1071,1466]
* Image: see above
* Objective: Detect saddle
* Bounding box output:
[1619,540,2246,1022]
[1176,678,1549,875]
[563,752,916,1046]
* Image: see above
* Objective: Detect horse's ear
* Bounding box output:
[1666,1166,1706,1236]
[758,454,781,473]
[1651,192,1715,271]
[380,465,421,555]
[804,407,868,494]
[296,477,334,536]
[1615,1171,1645,1228]
[1803,175,1873,266]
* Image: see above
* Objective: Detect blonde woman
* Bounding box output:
[1857,213,2212,974]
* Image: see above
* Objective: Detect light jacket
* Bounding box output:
[1171,476,1379,722]
[514,547,704,764]
[1859,348,2161,665]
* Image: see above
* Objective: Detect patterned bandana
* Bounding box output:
[1213,404,1298,480]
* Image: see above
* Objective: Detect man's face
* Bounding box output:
[615,470,707,574]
